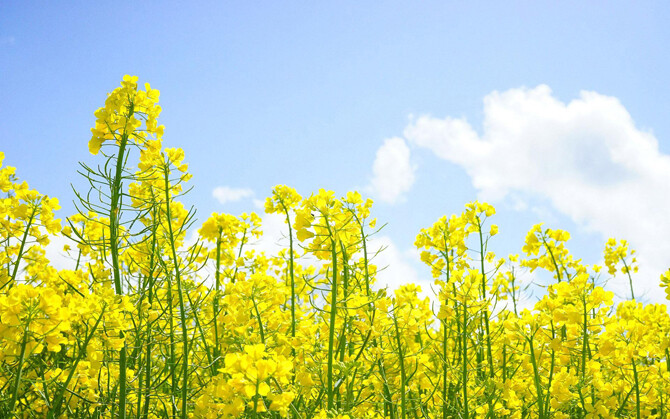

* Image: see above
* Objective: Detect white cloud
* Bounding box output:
[368,137,416,204]
[212,186,255,205]
[366,235,433,300]
[45,234,78,271]
[404,85,670,303]
[252,199,265,210]
[251,212,290,257]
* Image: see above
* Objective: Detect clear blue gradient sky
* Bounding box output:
[2,1,670,304]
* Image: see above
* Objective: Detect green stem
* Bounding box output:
[393,314,408,419]
[441,248,452,419]
[252,381,260,419]
[9,321,30,414]
[50,309,104,418]
[326,232,338,410]
[167,277,177,418]
[108,128,130,418]
[357,220,393,416]
[251,295,266,344]
[213,233,222,372]
[462,300,469,419]
[337,242,350,410]
[621,257,635,300]
[5,206,37,289]
[543,324,557,416]
[163,165,189,419]
[543,237,563,283]
[142,215,158,419]
[283,206,296,341]
[632,361,641,419]
[477,220,495,379]
[528,334,545,419]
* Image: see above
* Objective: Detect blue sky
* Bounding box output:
[2,1,670,305]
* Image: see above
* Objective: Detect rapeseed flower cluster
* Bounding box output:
[1,76,669,418]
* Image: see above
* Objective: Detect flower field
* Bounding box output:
[2,76,670,418]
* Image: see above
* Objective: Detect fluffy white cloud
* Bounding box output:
[368,137,415,204]
[367,236,420,288]
[212,186,255,205]
[366,235,435,301]
[251,212,291,257]
[44,234,77,271]
[404,85,670,303]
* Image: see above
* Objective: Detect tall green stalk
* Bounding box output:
[4,206,37,290]
[621,257,635,300]
[49,309,104,418]
[476,219,495,380]
[439,246,452,419]
[213,232,222,373]
[109,134,129,418]
[393,314,408,419]
[162,165,189,419]
[357,220,393,418]
[9,320,31,414]
[326,234,339,410]
[461,300,469,419]
[528,334,545,419]
[282,205,297,342]
[166,276,177,418]
[141,208,159,419]
[632,361,641,419]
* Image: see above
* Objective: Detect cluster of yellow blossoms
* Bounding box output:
[1,77,669,418]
